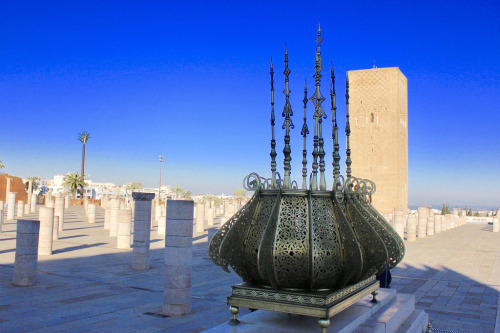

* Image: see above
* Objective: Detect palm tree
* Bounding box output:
[172,186,183,199]
[0,159,4,169]
[63,172,87,198]
[25,176,40,192]
[125,182,142,191]
[78,131,90,195]
[181,190,192,200]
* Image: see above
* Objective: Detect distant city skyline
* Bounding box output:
[1,1,499,208]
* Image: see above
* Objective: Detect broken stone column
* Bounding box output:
[131,193,154,269]
[459,216,466,226]
[54,194,65,231]
[0,202,4,232]
[110,198,120,237]
[207,207,214,227]
[13,220,40,286]
[30,194,37,213]
[195,203,204,233]
[27,179,33,205]
[406,216,417,242]
[5,177,11,197]
[204,202,210,221]
[117,209,132,249]
[7,192,16,220]
[24,203,31,215]
[426,216,435,236]
[158,204,166,236]
[17,200,25,218]
[64,195,70,209]
[493,218,499,232]
[434,215,442,234]
[446,214,454,229]
[104,207,111,229]
[393,208,405,239]
[87,204,96,224]
[53,216,59,240]
[38,207,54,255]
[163,200,194,316]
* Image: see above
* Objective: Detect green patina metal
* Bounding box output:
[209,24,404,292]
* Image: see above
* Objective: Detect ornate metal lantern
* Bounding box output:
[209,23,404,298]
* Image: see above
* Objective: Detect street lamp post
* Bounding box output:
[158,155,165,202]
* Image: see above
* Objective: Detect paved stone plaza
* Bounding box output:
[0,206,499,332]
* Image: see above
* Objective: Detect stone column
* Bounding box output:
[132,193,155,269]
[0,202,4,232]
[406,216,417,242]
[204,202,210,221]
[84,197,89,212]
[53,216,59,240]
[104,208,111,229]
[393,208,405,239]
[195,203,204,233]
[5,177,11,197]
[150,201,156,229]
[13,220,39,286]
[207,207,214,227]
[493,218,499,233]
[117,209,132,249]
[54,194,65,231]
[87,204,96,224]
[64,195,70,209]
[163,200,194,316]
[110,198,120,237]
[434,215,442,234]
[7,192,16,220]
[24,203,31,215]
[27,179,33,205]
[446,214,454,229]
[17,200,25,218]
[38,207,54,255]
[459,216,466,226]
[426,216,435,236]
[158,204,166,235]
[30,194,37,213]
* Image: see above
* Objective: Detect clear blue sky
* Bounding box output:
[1,1,499,208]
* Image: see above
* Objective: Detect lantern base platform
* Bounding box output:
[227,276,379,332]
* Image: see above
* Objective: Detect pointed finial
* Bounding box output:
[301,78,309,189]
[282,45,294,189]
[270,56,277,188]
[345,74,352,178]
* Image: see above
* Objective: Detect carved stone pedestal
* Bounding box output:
[227,277,378,333]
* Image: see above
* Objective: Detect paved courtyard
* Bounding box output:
[0,206,499,332]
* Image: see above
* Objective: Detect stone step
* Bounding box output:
[354,293,416,333]
[396,309,428,333]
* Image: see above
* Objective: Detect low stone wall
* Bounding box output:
[465,216,493,224]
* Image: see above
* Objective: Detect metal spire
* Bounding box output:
[330,64,340,179]
[345,74,352,178]
[282,45,294,189]
[301,79,309,189]
[270,57,277,189]
[310,22,326,190]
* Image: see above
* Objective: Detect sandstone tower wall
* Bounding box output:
[347,67,408,213]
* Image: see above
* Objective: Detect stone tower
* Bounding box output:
[347,67,407,213]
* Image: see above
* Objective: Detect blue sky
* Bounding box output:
[0,1,499,208]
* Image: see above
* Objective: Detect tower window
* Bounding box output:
[370,113,374,123]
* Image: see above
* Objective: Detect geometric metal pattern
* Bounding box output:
[209,181,405,291]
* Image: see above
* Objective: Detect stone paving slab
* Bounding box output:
[1,207,499,332]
